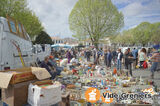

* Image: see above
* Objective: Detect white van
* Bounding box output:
[0,16,52,71]
[0,16,35,70]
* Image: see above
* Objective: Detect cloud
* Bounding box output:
[27,0,160,38]
[116,0,160,30]
[120,0,160,17]
[28,0,78,38]
[112,0,131,5]
[120,2,145,17]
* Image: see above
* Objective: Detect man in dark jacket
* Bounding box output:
[104,50,108,68]
[112,50,117,66]
[117,49,123,71]
[107,49,112,69]
[40,56,57,79]
[124,48,134,76]
[86,50,91,62]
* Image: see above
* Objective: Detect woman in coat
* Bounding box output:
[66,50,71,63]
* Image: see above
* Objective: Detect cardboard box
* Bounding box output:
[28,80,62,106]
[0,67,51,88]
[1,67,51,106]
[2,80,37,106]
[2,68,36,85]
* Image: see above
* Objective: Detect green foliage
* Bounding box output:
[34,31,53,44]
[0,0,43,39]
[111,30,135,46]
[149,22,160,44]
[112,22,160,46]
[78,43,83,46]
[0,0,26,17]
[132,22,151,46]
[69,0,124,47]
[122,29,135,45]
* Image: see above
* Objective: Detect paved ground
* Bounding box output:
[133,69,160,87]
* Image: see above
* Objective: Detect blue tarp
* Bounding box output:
[51,44,72,48]
[51,45,60,48]
[63,45,72,48]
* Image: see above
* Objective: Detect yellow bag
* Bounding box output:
[136,65,139,69]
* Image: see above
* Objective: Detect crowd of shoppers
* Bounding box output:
[42,45,160,79]
[82,46,160,78]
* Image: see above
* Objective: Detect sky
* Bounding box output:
[28,0,160,38]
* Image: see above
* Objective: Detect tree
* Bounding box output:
[14,9,43,39]
[110,30,135,46]
[132,22,151,46]
[115,34,127,46]
[34,31,53,44]
[0,0,27,17]
[69,0,124,48]
[122,30,135,46]
[0,0,43,39]
[150,22,160,44]
[111,22,160,46]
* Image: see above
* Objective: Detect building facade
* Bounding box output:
[51,37,64,44]
[51,37,78,46]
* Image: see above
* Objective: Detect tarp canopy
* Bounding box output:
[51,44,72,48]
[51,44,60,48]
[63,45,72,48]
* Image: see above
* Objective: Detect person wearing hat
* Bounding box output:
[150,45,160,79]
